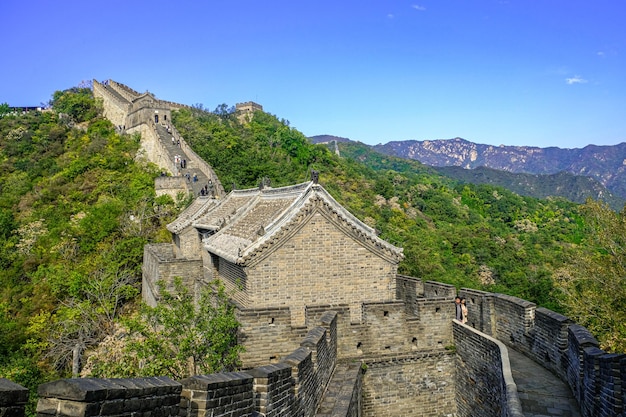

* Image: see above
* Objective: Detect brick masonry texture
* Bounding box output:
[362,353,456,417]
[36,377,181,417]
[245,212,397,326]
[0,378,29,417]
[453,322,524,417]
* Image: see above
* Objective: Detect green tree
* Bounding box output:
[0,103,10,118]
[51,88,101,123]
[83,278,242,379]
[554,200,626,352]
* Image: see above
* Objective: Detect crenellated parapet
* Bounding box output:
[0,378,29,417]
[27,312,347,417]
[458,288,626,417]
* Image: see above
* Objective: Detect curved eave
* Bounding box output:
[166,196,215,234]
[237,186,404,267]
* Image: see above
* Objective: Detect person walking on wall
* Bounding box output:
[455,296,463,321]
[461,298,468,324]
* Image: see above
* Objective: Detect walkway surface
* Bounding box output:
[508,348,581,417]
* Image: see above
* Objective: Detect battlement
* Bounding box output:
[19,312,348,417]
[4,278,626,416]
[235,101,263,123]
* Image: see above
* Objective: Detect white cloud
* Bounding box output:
[387,13,394,19]
[597,51,605,57]
[412,4,426,11]
[565,76,588,85]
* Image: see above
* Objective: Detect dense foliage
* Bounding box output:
[172,106,336,189]
[82,278,242,379]
[0,89,179,410]
[554,200,626,352]
[434,165,625,211]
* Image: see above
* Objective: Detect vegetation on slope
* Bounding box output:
[0,88,182,409]
[434,165,625,211]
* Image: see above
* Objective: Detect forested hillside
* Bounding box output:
[0,89,179,405]
[1,89,625,411]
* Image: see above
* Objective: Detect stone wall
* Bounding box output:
[142,243,203,307]
[108,80,140,102]
[237,306,304,368]
[92,81,129,127]
[459,288,626,417]
[247,211,398,326]
[155,176,190,202]
[170,126,225,198]
[23,312,351,417]
[0,378,28,417]
[362,352,457,417]
[36,377,181,417]
[180,312,342,417]
[239,290,455,369]
[453,321,524,417]
[7,276,626,416]
[128,122,178,175]
[567,325,625,417]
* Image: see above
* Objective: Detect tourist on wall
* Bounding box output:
[461,298,468,324]
[455,296,463,321]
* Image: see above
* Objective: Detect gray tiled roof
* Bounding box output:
[197,181,404,265]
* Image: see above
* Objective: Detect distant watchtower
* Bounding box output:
[235,101,263,123]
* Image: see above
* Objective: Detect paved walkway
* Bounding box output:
[508,348,581,417]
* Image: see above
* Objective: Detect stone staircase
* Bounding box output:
[154,123,214,197]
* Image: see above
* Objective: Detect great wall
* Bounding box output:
[1,80,624,417]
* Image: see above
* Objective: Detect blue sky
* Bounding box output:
[1,0,625,148]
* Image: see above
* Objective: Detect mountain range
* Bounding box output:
[310,135,626,210]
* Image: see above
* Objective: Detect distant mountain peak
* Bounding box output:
[373,138,626,203]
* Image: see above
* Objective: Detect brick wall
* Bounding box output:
[237,306,304,367]
[247,212,397,326]
[453,321,524,417]
[180,311,342,417]
[170,126,225,198]
[459,288,626,417]
[155,176,189,202]
[142,243,203,307]
[36,377,181,417]
[362,352,457,417]
[92,81,129,127]
[26,313,348,417]
[216,258,249,307]
[127,123,178,174]
[179,373,254,417]
[0,378,28,417]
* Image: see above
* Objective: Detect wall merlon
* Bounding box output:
[423,280,456,299]
[569,324,600,348]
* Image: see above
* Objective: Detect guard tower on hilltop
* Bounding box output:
[235,101,263,123]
